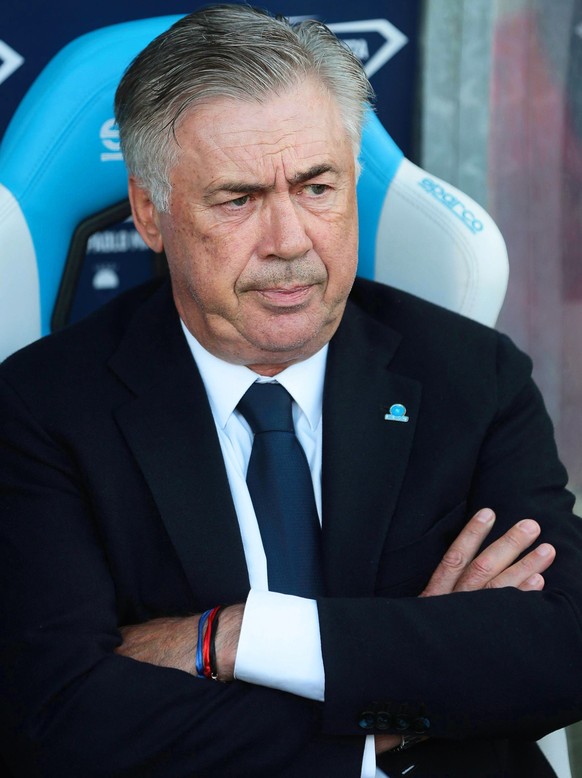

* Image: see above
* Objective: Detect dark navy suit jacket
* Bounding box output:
[1,277,581,776]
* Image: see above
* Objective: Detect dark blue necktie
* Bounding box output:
[237,382,324,598]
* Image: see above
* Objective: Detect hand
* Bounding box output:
[420,508,556,597]
[376,509,555,756]
[375,734,402,754]
[114,603,245,680]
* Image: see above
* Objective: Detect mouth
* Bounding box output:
[255,285,315,307]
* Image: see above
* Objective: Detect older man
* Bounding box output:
[1,5,581,777]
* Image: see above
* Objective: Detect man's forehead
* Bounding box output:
[178,111,344,155]
[173,89,353,192]
[176,81,348,152]
[203,143,349,192]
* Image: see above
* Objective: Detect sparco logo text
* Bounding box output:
[419,178,484,235]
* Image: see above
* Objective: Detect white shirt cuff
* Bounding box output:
[234,590,385,777]
[362,735,384,778]
[235,588,324,700]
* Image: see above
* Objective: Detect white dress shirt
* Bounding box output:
[181,322,386,778]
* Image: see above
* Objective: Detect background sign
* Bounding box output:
[1,1,422,155]
[1,0,422,325]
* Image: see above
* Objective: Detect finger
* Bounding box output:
[519,573,545,592]
[455,518,541,591]
[420,508,496,597]
[483,543,555,590]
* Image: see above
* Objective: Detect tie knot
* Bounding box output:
[237,382,294,434]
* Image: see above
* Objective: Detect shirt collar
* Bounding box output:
[180,321,327,431]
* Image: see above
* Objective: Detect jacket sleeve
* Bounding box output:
[318,333,582,743]
[0,376,364,778]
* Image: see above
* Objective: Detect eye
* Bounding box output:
[229,195,251,207]
[305,183,329,196]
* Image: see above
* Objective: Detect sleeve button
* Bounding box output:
[394,714,411,732]
[412,716,431,734]
[358,711,376,730]
[376,711,391,730]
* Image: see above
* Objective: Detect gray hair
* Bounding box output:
[114,4,374,211]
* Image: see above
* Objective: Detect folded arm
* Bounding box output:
[114,507,557,758]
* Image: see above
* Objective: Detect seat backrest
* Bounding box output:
[0,15,509,363]
[0,16,182,361]
[357,116,509,325]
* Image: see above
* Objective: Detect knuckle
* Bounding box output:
[466,555,494,581]
[518,553,537,571]
[473,556,494,576]
[500,531,523,550]
[440,548,466,571]
[463,519,490,540]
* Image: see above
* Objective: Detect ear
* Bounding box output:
[128,177,165,254]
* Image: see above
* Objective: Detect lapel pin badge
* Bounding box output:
[384,403,409,423]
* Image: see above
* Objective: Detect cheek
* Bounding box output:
[174,233,249,306]
[320,219,359,289]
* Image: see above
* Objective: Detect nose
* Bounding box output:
[259,193,313,260]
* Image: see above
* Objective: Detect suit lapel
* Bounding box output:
[322,300,422,596]
[106,283,421,603]
[109,283,250,606]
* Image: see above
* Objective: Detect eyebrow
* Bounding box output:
[204,163,338,201]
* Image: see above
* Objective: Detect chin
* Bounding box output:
[257,308,336,344]
[251,321,323,351]
[251,337,312,357]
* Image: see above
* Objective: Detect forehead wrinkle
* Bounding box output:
[216,120,328,158]
[206,140,332,193]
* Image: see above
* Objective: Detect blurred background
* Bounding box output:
[2,0,581,770]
